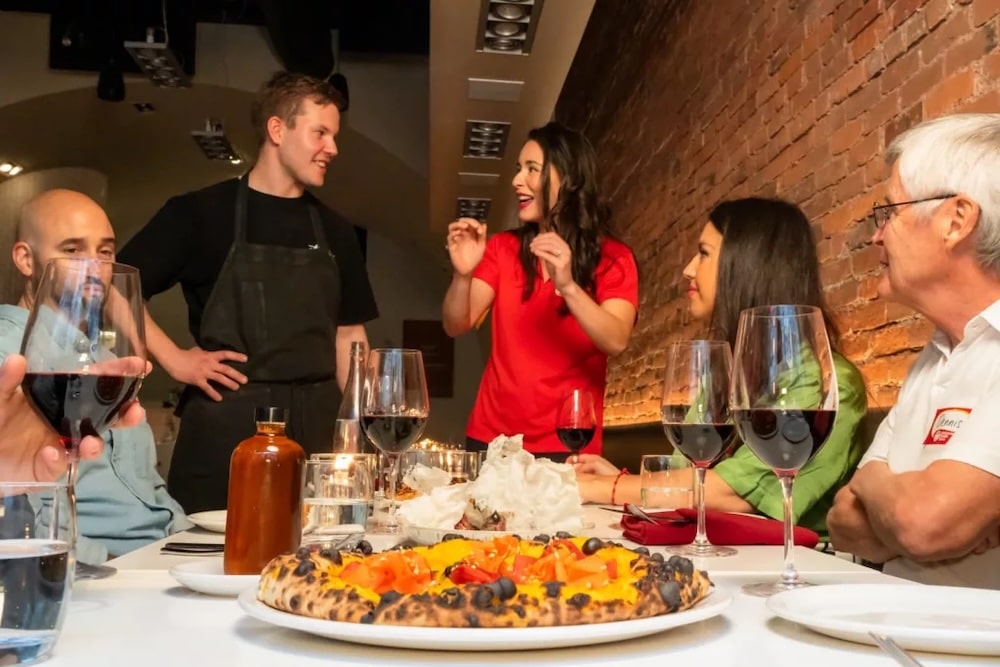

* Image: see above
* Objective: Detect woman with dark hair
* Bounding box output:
[443,122,639,458]
[576,197,868,538]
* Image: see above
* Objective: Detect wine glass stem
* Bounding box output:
[386,453,399,523]
[693,466,709,547]
[779,474,802,587]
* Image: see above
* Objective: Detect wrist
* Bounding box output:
[558,281,582,299]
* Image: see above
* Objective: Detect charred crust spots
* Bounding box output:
[346,590,359,601]
[437,588,464,609]
[295,547,311,560]
[472,585,495,609]
[543,581,564,598]
[293,559,316,577]
[465,613,480,627]
[277,565,289,580]
[379,590,402,606]
[567,593,590,608]
[510,604,526,618]
[289,594,301,610]
[360,611,375,624]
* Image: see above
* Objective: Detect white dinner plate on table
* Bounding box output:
[187,510,227,533]
[238,587,731,651]
[767,583,1000,656]
[169,558,259,597]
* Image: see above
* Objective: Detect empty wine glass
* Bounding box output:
[730,305,838,597]
[361,349,429,533]
[556,389,596,463]
[20,258,147,581]
[661,340,738,557]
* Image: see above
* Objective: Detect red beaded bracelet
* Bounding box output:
[610,468,630,505]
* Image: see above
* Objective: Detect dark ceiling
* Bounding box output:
[0,0,429,77]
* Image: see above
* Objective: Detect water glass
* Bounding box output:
[639,454,693,509]
[401,450,482,485]
[0,482,73,665]
[302,454,375,545]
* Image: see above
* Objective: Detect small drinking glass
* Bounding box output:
[302,454,376,546]
[0,481,73,665]
[639,454,693,509]
[401,450,482,485]
[556,389,596,463]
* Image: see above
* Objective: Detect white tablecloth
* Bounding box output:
[43,507,989,666]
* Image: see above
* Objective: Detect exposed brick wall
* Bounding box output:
[556,0,1000,423]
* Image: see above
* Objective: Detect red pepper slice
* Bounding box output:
[448,564,498,585]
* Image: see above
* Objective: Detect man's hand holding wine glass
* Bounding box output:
[0,354,145,483]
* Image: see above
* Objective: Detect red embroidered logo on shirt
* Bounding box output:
[923,407,971,445]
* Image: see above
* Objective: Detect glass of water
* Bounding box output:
[0,481,73,665]
[302,454,375,546]
[639,454,693,509]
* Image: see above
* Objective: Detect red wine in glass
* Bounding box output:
[733,409,836,474]
[361,415,428,454]
[556,389,596,462]
[660,419,736,467]
[23,373,143,450]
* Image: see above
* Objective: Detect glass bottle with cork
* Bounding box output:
[224,407,305,575]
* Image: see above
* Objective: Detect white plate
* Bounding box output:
[169,558,259,597]
[402,522,599,546]
[187,510,227,533]
[767,583,1000,656]
[238,587,731,651]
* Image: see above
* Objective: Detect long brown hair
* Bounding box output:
[512,122,615,308]
[707,197,841,350]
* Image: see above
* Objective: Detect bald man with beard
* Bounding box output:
[1,189,191,565]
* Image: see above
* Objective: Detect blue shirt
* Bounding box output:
[0,305,192,563]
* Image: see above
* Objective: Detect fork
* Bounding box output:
[869,631,927,667]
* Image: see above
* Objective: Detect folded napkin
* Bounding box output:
[620,506,820,548]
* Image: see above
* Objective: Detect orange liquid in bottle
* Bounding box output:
[224,408,305,575]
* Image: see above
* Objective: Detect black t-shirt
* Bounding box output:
[118,178,379,341]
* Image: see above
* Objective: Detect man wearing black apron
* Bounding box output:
[119,72,378,513]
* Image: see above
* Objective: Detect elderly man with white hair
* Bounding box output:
[828,113,1000,589]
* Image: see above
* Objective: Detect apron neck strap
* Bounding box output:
[234,176,329,251]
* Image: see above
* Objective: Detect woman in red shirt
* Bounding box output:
[442,122,639,459]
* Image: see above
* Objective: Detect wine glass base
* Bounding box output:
[667,543,737,558]
[75,561,117,581]
[741,578,812,598]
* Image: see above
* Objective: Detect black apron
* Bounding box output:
[167,177,343,513]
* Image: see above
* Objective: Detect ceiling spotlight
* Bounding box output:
[478,0,545,55]
[124,28,191,88]
[191,118,242,162]
[463,120,511,158]
[1,162,24,177]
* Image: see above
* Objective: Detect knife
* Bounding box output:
[161,542,225,554]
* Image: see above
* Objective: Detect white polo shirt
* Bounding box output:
[860,298,1000,588]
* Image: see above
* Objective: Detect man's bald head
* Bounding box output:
[11,189,116,306]
[17,189,112,245]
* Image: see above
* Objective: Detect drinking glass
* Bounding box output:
[730,304,838,597]
[302,454,375,547]
[555,389,596,463]
[361,349,429,533]
[19,258,146,581]
[661,339,738,557]
[0,481,73,665]
[638,454,692,508]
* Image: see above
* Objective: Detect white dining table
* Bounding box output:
[44,507,991,667]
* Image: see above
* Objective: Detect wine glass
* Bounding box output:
[20,258,147,581]
[661,340,738,558]
[556,389,596,463]
[361,349,429,533]
[730,304,838,597]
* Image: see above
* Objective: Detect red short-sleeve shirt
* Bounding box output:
[467,231,639,454]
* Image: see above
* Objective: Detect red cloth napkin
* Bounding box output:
[620,506,820,548]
